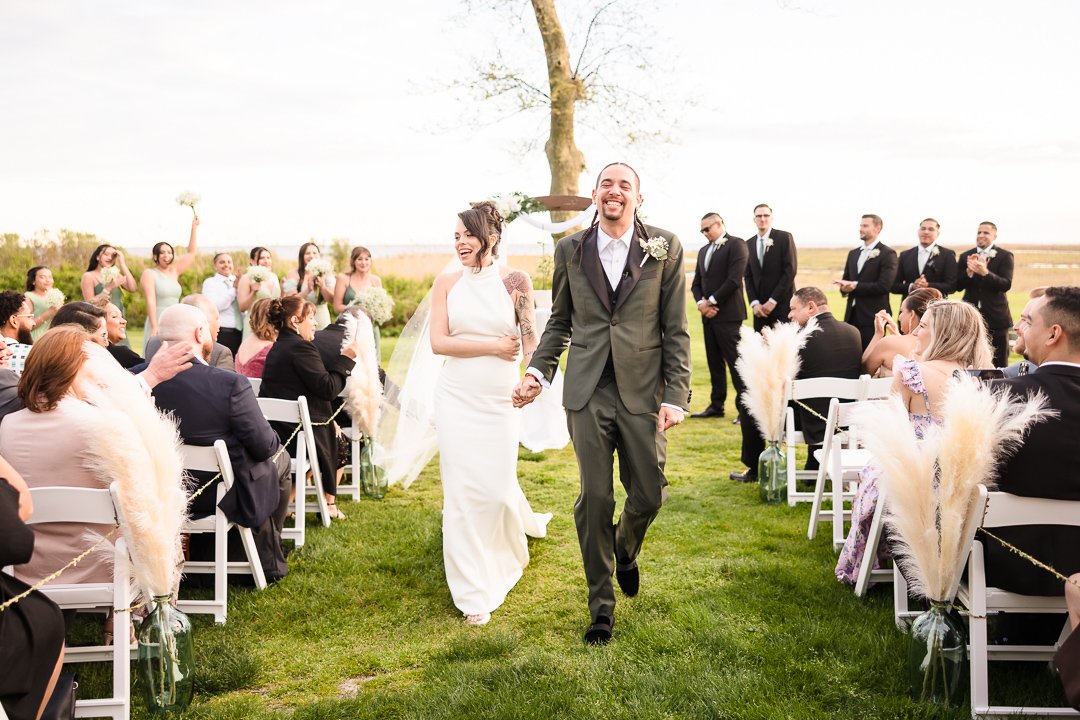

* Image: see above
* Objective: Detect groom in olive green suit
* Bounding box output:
[513,163,691,645]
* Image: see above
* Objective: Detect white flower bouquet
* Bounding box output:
[350,287,394,325]
[99,266,121,287]
[176,191,201,218]
[245,265,272,284]
[305,258,334,279]
[489,191,545,224]
[43,288,65,308]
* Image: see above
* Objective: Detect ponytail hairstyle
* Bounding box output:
[266,295,311,333]
[458,202,504,273]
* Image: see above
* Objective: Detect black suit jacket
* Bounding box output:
[956,246,1014,330]
[892,245,958,299]
[985,364,1080,595]
[261,328,354,423]
[149,362,284,528]
[841,243,899,328]
[744,229,797,318]
[794,312,863,444]
[691,234,747,323]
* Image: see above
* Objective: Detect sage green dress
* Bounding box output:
[26,292,53,342]
[93,281,131,347]
[143,269,182,353]
[340,280,381,358]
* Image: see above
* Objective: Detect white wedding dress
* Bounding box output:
[434,263,552,616]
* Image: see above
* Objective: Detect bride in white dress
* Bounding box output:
[429,201,552,626]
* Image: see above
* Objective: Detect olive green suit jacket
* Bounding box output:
[531,222,691,414]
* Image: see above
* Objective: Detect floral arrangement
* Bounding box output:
[868,249,880,260]
[763,238,774,252]
[985,249,998,259]
[43,288,65,308]
[305,258,334,279]
[99,265,121,287]
[638,235,669,267]
[245,265,272,284]
[350,287,394,325]
[734,318,819,442]
[175,191,200,218]
[490,192,545,224]
[930,246,940,257]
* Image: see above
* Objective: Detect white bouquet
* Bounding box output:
[99,266,121,287]
[305,258,334,279]
[176,191,201,217]
[350,287,394,325]
[43,288,65,308]
[245,265,272,284]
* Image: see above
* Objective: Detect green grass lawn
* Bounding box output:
[74,296,1065,719]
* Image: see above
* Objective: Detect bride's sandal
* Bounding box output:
[465,613,491,626]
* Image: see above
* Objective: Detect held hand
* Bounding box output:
[494,335,521,362]
[511,375,542,408]
[657,406,685,433]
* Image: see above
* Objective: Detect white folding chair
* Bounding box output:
[176,440,267,624]
[335,386,361,501]
[863,375,894,400]
[26,485,131,720]
[783,376,864,507]
[247,376,262,395]
[806,398,884,549]
[257,396,330,548]
[956,491,1080,718]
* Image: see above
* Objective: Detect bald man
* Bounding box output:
[144,294,235,370]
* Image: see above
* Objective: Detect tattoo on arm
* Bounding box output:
[515,292,534,339]
[503,271,528,295]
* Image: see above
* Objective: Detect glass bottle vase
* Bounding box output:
[360,438,387,499]
[757,440,787,504]
[906,602,965,707]
[136,595,195,714]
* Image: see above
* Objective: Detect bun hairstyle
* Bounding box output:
[266,295,311,332]
[902,287,944,320]
[459,201,504,272]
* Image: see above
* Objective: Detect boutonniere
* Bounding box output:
[714,236,728,248]
[985,249,997,259]
[867,249,880,260]
[763,238,774,252]
[639,235,669,267]
[930,246,940,257]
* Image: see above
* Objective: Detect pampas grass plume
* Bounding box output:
[341,311,382,437]
[735,318,819,442]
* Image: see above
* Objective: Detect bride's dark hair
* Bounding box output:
[458,201,503,272]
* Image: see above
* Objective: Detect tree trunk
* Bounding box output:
[531,0,586,226]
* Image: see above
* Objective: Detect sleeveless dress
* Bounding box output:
[241,274,281,342]
[93,280,131,347]
[26,292,52,342]
[282,276,333,330]
[143,269,181,352]
[835,356,938,584]
[434,263,552,616]
[235,344,271,378]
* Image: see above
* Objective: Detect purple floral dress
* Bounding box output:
[835,357,937,585]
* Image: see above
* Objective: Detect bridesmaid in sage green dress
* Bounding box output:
[24,266,60,342]
[140,216,200,352]
[80,244,138,346]
[283,241,334,330]
[237,246,282,342]
[332,245,383,356]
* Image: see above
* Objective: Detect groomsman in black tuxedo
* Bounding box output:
[892,218,957,301]
[744,204,797,332]
[836,214,898,349]
[957,221,1015,368]
[690,213,747,419]
[985,286,1080,596]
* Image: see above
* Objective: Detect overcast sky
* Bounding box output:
[2,0,1077,255]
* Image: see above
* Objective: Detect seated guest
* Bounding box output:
[0,344,20,424]
[51,301,109,347]
[861,287,942,376]
[837,300,993,584]
[145,294,234,370]
[235,298,276,379]
[986,286,1080,595]
[147,304,291,582]
[261,296,356,520]
[0,457,66,720]
[0,327,122,590]
[1001,287,1046,378]
[91,298,143,368]
[0,291,35,374]
[786,287,863,470]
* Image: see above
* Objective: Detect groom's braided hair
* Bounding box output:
[461,201,504,273]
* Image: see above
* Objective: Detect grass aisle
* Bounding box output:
[104,300,1063,719]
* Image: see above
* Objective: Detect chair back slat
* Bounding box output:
[982,491,1080,529]
[863,376,894,400]
[257,397,301,423]
[787,376,864,403]
[247,377,262,395]
[26,487,118,526]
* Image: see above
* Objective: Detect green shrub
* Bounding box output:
[379,274,433,337]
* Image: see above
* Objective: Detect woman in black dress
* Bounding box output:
[260,296,356,520]
[0,455,66,720]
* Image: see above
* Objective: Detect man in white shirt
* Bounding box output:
[0,292,34,375]
[202,252,242,355]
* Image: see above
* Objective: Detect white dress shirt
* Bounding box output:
[202,273,240,330]
[596,224,634,290]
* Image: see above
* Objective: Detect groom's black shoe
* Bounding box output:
[691,406,724,419]
[616,565,639,597]
[583,615,614,645]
